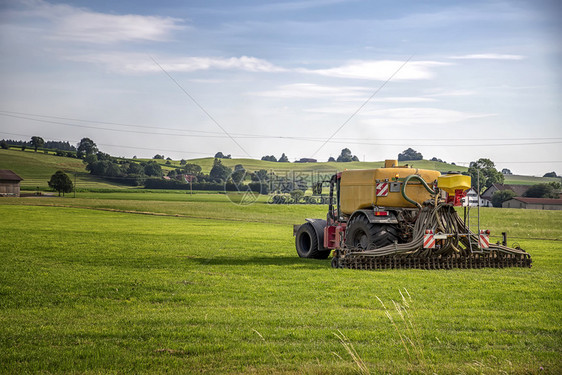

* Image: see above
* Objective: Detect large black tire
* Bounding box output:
[295,223,330,259]
[345,215,399,250]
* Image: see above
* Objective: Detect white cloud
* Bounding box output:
[361,107,495,126]
[449,54,525,60]
[257,83,368,99]
[255,83,437,103]
[305,106,494,126]
[66,53,287,74]
[11,0,184,44]
[425,89,476,97]
[304,60,451,81]
[375,97,436,103]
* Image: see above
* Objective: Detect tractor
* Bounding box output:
[294,160,531,270]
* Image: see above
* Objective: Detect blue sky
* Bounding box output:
[1,0,560,175]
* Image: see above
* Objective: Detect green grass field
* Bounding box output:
[1,192,560,374]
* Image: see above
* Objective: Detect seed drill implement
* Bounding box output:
[294,160,532,270]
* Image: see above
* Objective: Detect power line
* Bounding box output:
[311,55,414,157]
[0,109,224,135]
[0,130,245,157]
[3,108,561,143]
[3,112,561,147]
[149,55,252,158]
[2,130,561,165]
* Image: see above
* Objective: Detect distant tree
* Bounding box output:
[168,169,178,178]
[398,148,423,161]
[336,148,358,162]
[21,145,26,151]
[95,152,112,161]
[215,152,231,159]
[86,160,110,176]
[105,163,125,177]
[77,138,98,158]
[132,155,137,159]
[144,161,163,177]
[278,153,289,163]
[83,154,98,165]
[430,157,445,163]
[467,158,504,193]
[501,168,513,175]
[231,164,246,184]
[44,140,75,151]
[252,169,268,183]
[153,154,164,160]
[328,156,336,162]
[180,159,187,165]
[127,163,144,175]
[182,163,202,176]
[491,190,516,207]
[261,155,277,162]
[165,160,171,165]
[543,171,558,178]
[166,157,172,161]
[30,136,44,152]
[0,140,8,149]
[209,158,232,182]
[48,170,73,196]
[523,183,560,198]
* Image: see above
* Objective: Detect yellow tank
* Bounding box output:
[340,163,441,214]
[437,174,471,195]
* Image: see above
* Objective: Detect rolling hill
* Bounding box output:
[1,148,558,190]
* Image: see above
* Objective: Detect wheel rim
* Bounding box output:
[352,231,369,249]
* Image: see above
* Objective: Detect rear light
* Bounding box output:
[374,211,388,216]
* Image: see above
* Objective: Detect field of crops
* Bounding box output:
[1,191,560,374]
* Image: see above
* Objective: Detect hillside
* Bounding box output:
[160,157,469,175]
[1,148,558,190]
[0,149,129,189]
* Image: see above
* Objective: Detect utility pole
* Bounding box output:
[74,172,76,198]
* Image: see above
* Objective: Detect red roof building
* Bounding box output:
[502,197,562,210]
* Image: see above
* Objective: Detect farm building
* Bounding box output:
[0,170,23,197]
[481,183,532,205]
[464,188,492,207]
[502,197,562,210]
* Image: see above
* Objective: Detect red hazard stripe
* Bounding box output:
[479,235,489,248]
[376,183,389,197]
[423,234,435,249]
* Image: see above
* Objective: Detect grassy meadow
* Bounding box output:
[1,191,561,374]
[0,149,128,190]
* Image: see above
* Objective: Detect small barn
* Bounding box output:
[0,170,23,197]
[502,197,562,210]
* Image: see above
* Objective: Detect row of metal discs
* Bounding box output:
[332,252,533,270]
